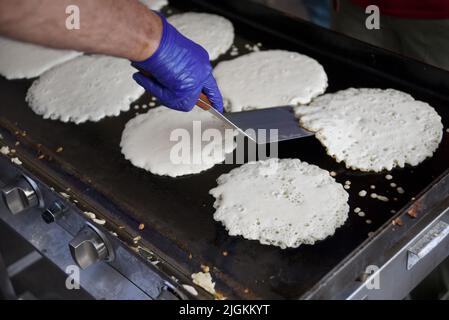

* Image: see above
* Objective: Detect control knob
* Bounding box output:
[1,175,43,215]
[69,223,114,269]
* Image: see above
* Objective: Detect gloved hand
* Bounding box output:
[131,13,223,113]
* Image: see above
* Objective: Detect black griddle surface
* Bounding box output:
[1,0,449,299]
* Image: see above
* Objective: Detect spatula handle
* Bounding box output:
[196,93,212,111]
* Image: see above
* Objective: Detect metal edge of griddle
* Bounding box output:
[181,0,449,103]
[0,121,218,300]
[301,168,449,300]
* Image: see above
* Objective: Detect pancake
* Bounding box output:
[26,55,144,123]
[213,50,328,112]
[120,106,236,177]
[0,36,81,80]
[210,158,349,249]
[295,88,443,172]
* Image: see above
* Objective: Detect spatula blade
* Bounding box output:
[225,106,314,144]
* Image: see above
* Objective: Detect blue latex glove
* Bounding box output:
[131,13,223,113]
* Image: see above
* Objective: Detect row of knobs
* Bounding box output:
[1,175,113,269]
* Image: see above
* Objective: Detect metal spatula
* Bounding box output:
[134,68,310,144]
[197,93,314,144]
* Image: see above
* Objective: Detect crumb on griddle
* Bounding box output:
[37,154,45,160]
[407,208,418,219]
[191,271,215,295]
[385,174,393,180]
[370,192,389,202]
[11,157,22,165]
[201,264,210,273]
[366,219,372,225]
[214,292,227,300]
[392,217,403,226]
[376,195,389,202]
[330,171,337,177]
[60,192,70,199]
[56,147,64,153]
[138,223,145,230]
[354,207,361,213]
[397,187,405,194]
[182,284,198,296]
[83,211,96,220]
[0,146,10,155]
[93,218,106,225]
[222,251,228,257]
[358,190,367,197]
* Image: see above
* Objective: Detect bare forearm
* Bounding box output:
[0,0,162,61]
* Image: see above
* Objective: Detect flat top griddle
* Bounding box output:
[1,0,449,299]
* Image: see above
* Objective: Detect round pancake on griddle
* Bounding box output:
[26,55,144,124]
[120,106,236,177]
[210,158,349,249]
[0,36,81,80]
[295,88,443,172]
[213,50,328,112]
